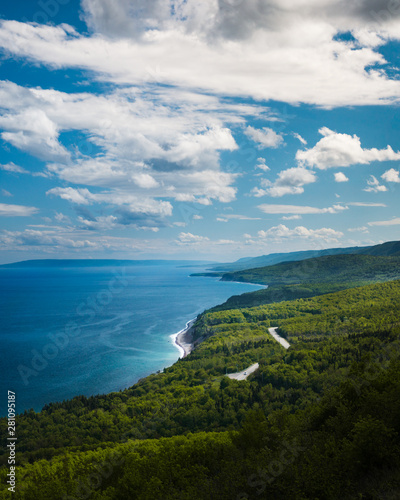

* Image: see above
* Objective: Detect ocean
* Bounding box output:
[0,262,263,416]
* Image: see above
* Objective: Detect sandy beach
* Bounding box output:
[171,319,196,358]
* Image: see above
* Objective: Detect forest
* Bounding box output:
[221,253,400,286]
[1,255,400,498]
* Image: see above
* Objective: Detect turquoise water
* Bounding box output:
[0,262,262,415]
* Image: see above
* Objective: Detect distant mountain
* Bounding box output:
[221,253,400,286]
[210,245,371,271]
[0,259,212,268]
[357,240,400,257]
[211,240,400,272]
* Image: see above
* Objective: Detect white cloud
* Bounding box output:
[296,127,400,169]
[293,132,307,145]
[257,224,343,242]
[47,187,93,205]
[0,162,29,174]
[0,108,70,162]
[1,189,13,197]
[348,226,369,233]
[258,203,348,214]
[218,214,261,221]
[282,215,302,220]
[363,175,387,192]
[255,157,270,172]
[381,168,400,183]
[54,212,71,223]
[2,7,400,108]
[252,167,317,197]
[0,203,38,217]
[347,202,387,207]
[78,215,118,231]
[245,126,284,149]
[0,81,243,206]
[192,214,203,220]
[368,217,400,226]
[177,232,209,244]
[47,186,173,230]
[334,172,349,182]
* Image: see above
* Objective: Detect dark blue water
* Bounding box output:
[0,263,262,415]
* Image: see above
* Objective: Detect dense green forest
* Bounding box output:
[210,239,400,272]
[221,253,400,286]
[1,272,400,498]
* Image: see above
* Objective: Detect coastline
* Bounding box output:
[170,280,265,359]
[170,318,196,358]
[228,280,267,287]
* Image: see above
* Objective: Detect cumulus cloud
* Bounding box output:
[47,187,173,214]
[252,167,317,197]
[77,215,118,231]
[282,215,302,220]
[0,82,244,208]
[1,6,400,107]
[47,186,173,230]
[0,203,38,217]
[0,108,70,162]
[177,232,210,244]
[255,157,270,171]
[0,227,154,254]
[334,172,349,182]
[245,126,284,149]
[363,175,387,192]
[296,127,400,169]
[257,224,343,242]
[381,168,400,183]
[257,203,348,214]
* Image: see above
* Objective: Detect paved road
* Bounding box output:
[268,327,290,349]
[227,362,259,381]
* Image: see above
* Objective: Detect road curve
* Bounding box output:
[268,327,290,349]
[227,362,259,381]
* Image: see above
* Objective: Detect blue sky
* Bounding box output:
[1,0,400,263]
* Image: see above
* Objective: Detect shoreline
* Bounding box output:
[170,280,265,359]
[170,318,196,358]
[228,280,267,288]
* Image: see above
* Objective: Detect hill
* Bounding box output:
[210,239,400,272]
[210,245,369,271]
[221,254,400,286]
[2,280,400,498]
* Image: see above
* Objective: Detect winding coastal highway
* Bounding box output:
[268,327,290,349]
[226,327,290,381]
[227,363,259,380]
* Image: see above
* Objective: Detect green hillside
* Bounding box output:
[210,245,369,271]
[221,254,400,286]
[2,280,400,498]
[210,239,400,272]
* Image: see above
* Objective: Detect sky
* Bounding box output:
[0,0,400,263]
